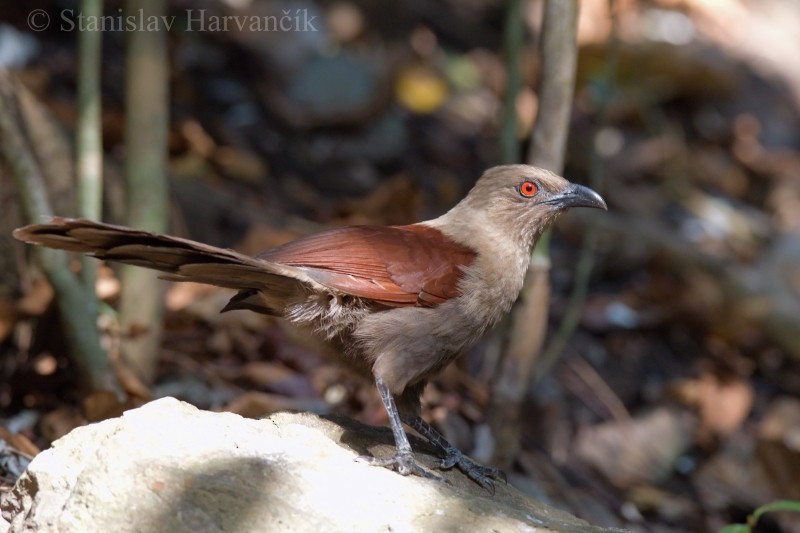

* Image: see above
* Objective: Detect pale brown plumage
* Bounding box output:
[13,164,606,492]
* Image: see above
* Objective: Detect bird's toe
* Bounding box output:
[356,451,446,483]
[438,449,507,494]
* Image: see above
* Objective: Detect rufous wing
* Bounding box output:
[258,225,476,307]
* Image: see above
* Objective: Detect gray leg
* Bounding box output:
[357,377,444,482]
[405,416,506,494]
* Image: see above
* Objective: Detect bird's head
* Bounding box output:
[450,164,607,249]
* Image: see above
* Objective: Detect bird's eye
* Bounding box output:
[518,180,538,198]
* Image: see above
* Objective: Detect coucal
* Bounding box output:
[14,164,606,492]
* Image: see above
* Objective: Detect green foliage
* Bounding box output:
[718,500,800,533]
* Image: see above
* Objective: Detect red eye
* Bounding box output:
[519,180,538,198]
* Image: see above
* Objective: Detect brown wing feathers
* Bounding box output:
[14,218,477,309]
[259,225,476,307]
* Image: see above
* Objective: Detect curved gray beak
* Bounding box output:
[554,183,607,210]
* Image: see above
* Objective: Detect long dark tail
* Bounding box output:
[13,217,321,300]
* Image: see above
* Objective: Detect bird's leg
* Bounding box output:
[405,416,506,494]
[357,377,444,482]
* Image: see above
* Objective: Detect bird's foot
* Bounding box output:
[439,448,507,494]
[357,451,446,483]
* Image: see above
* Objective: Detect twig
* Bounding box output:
[0,72,114,392]
[118,0,170,383]
[76,0,104,331]
[536,0,619,380]
[528,0,581,173]
[499,0,524,165]
[487,0,581,469]
[563,355,631,423]
[76,0,104,275]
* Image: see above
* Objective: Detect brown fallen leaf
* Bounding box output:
[574,407,697,488]
[0,427,40,458]
[221,391,328,420]
[39,406,85,443]
[240,361,300,387]
[82,390,138,423]
[694,397,800,532]
[16,277,54,316]
[669,372,754,442]
[113,358,153,402]
[756,396,800,501]
[627,484,697,523]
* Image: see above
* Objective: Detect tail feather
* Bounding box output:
[13,217,326,314]
[220,289,281,315]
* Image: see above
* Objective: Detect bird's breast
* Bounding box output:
[453,241,532,328]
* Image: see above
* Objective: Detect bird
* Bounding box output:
[14,164,606,492]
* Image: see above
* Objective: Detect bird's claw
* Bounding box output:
[357,451,446,483]
[439,449,507,494]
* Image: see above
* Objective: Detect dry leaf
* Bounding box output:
[16,277,54,316]
[575,407,697,487]
[240,361,299,388]
[222,391,326,420]
[82,390,133,423]
[39,406,85,443]
[114,361,153,402]
[669,373,754,440]
[627,485,697,523]
[0,427,40,457]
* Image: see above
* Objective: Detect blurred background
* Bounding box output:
[1,0,799,531]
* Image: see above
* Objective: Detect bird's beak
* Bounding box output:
[551,183,607,210]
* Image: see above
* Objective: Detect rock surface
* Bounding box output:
[1,397,624,533]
